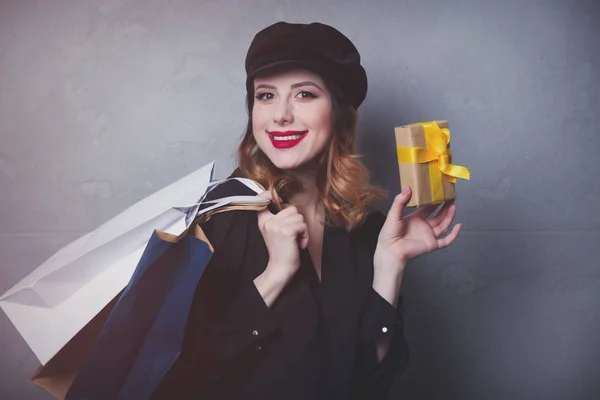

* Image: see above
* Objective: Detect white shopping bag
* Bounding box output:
[0,161,266,368]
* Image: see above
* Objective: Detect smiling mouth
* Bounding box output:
[268,130,308,148]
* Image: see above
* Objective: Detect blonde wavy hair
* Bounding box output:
[236,79,387,231]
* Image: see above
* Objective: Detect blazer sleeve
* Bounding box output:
[353,212,410,400]
[152,179,280,397]
[195,206,281,374]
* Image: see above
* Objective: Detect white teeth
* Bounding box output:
[273,134,303,141]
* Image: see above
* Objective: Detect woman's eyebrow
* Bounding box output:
[254,81,324,91]
[290,81,323,91]
[255,83,277,91]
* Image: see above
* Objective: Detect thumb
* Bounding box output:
[387,186,412,223]
[298,230,309,250]
[379,186,411,240]
[257,206,274,227]
[257,190,275,226]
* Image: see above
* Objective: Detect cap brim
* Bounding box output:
[247,59,318,80]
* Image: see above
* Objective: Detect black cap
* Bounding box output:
[245,22,368,109]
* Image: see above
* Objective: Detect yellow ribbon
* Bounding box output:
[397,121,470,203]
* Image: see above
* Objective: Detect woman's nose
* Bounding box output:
[273,100,293,125]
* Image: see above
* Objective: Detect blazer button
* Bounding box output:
[252,330,259,336]
[256,345,263,352]
[381,326,388,333]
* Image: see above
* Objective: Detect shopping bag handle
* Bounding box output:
[195,176,269,220]
[157,198,269,246]
[197,195,270,221]
[159,179,270,244]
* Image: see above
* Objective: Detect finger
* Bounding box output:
[281,223,309,246]
[281,219,308,238]
[258,189,283,217]
[414,203,439,220]
[257,208,274,230]
[297,223,309,249]
[426,204,446,227]
[437,223,462,249]
[257,192,276,227]
[385,186,412,225]
[276,216,305,235]
[427,201,454,228]
[427,204,456,236]
[276,205,300,218]
[280,214,305,226]
[432,203,457,236]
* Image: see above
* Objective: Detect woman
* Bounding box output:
[152,22,461,400]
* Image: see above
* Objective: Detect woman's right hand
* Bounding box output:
[256,190,308,283]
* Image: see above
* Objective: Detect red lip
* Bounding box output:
[267,130,308,149]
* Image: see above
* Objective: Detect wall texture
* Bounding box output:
[1,0,599,399]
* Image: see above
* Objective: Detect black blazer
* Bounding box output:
[152,178,409,400]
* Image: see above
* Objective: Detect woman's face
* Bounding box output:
[252,68,333,171]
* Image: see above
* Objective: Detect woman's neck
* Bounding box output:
[286,166,322,218]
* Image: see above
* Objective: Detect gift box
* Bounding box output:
[395,120,470,207]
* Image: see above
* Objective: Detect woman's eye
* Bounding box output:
[255,92,274,101]
[296,91,317,99]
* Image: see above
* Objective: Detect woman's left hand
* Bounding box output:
[374,186,462,270]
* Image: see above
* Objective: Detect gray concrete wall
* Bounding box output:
[1,0,598,399]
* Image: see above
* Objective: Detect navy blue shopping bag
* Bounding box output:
[65,199,266,400]
[65,223,211,400]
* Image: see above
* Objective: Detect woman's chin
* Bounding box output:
[266,155,299,170]
[263,151,320,172]
[272,161,301,171]
[274,161,320,174]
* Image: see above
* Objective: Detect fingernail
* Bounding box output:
[402,186,410,193]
